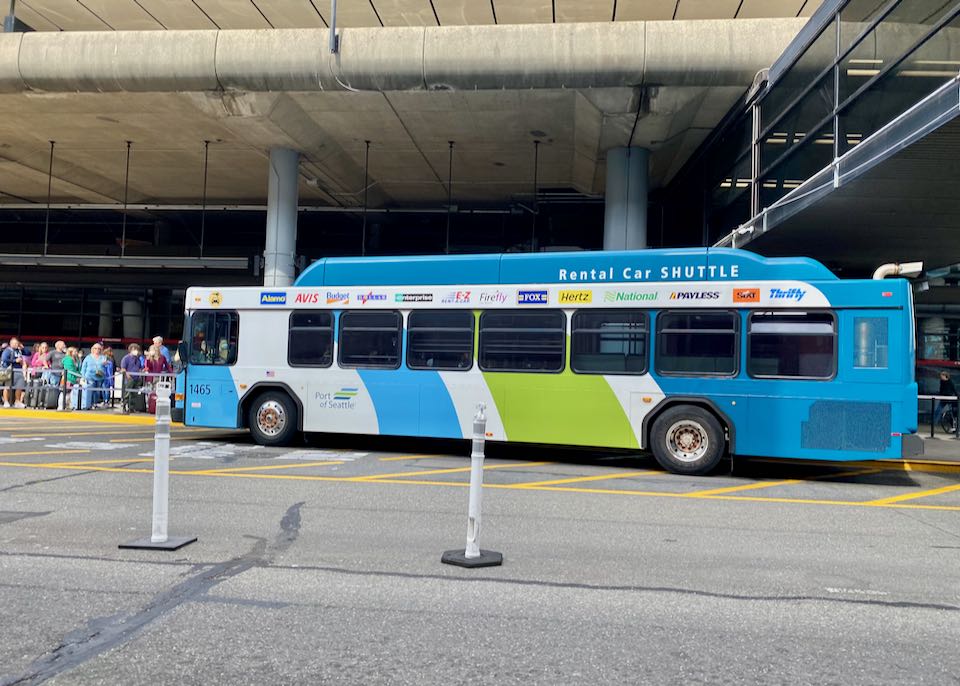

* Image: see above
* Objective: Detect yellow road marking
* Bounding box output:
[193,460,344,474]
[12,427,211,438]
[378,454,436,462]
[354,460,553,481]
[0,409,179,426]
[0,449,91,458]
[866,482,960,505]
[514,470,657,487]
[683,479,800,497]
[39,458,155,467]
[109,434,239,443]
[751,457,960,475]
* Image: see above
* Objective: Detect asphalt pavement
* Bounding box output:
[0,411,958,685]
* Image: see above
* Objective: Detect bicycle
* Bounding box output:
[939,403,957,435]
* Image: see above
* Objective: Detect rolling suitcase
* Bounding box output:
[129,389,147,413]
[43,385,59,410]
[147,391,157,414]
[24,378,37,407]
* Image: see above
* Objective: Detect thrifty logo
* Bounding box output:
[769,288,806,301]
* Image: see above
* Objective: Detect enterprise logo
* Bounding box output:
[260,291,287,305]
[395,293,434,303]
[517,289,548,305]
[669,291,720,301]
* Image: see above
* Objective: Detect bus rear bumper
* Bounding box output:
[901,433,924,458]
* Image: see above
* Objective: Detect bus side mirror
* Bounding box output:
[177,341,188,361]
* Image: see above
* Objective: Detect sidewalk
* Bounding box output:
[0,407,173,426]
[918,428,960,463]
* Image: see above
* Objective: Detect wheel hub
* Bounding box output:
[666,420,709,463]
[256,400,286,437]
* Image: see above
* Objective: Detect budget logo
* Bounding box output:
[326,291,349,305]
[769,287,806,301]
[517,289,548,305]
[260,291,287,305]
[558,290,592,304]
[603,291,657,303]
[669,291,720,301]
[440,291,472,304]
[395,293,433,303]
[733,288,760,303]
[357,291,388,305]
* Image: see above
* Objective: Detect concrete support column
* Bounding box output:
[603,147,649,251]
[264,147,299,287]
[98,300,112,339]
[122,300,143,341]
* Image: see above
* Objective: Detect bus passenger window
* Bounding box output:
[854,317,888,369]
[407,310,474,370]
[656,311,737,376]
[748,311,835,379]
[190,311,239,366]
[288,311,333,367]
[479,310,565,373]
[572,310,647,374]
[338,311,401,369]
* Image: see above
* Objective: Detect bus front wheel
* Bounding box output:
[248,391,298,446]
[650,406,725,475]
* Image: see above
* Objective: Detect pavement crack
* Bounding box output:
[0,501,306,686]
[0,470,98,494]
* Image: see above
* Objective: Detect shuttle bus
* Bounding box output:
[176,248,921,475]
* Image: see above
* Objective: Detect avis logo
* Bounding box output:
[294,292,320,304]
[769,288,806,301]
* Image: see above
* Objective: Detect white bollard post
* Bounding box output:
[442,403,503,568]
[151,382,172,543]
[119,380,197,551]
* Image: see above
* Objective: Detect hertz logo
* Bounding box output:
[558,290,592,304]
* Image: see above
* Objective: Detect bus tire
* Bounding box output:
[649,405,725,475]
[248,391,298,446]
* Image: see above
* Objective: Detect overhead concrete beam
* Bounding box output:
[0,19,806,94]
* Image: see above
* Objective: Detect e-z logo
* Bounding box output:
[440,291,472,304]
[518,290,548,305]
[733,288,760,303]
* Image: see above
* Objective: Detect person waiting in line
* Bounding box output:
[30,341,52,385]
[79,343,107,410]
[145,344,172,376]
[936,371,958,432]
[49,340,67,388]
[153,336,172,365]
[63,347,81,410]
[100,346,115,401]
[120,343,143,411]
[1,337,30,408]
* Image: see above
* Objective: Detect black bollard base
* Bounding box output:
[119,535,197,551]
[441,548,503,568]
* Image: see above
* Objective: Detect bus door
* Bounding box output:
[183,310,241,428]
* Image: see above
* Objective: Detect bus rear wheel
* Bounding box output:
[249,391,298,446]
[650,406,725,475]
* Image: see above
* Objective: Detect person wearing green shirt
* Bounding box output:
[62,347,81,410]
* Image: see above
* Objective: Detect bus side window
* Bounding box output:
[407,310,474,370]
[478,310,565,373]
[288,311,333,368]
[747,311,836,379]
[656,311,738,376]
[854,317,888,369]
[571,309,648,374]
[190,311,239,366]
[338,311,402,369]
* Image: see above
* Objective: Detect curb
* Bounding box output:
[0,408,182,426]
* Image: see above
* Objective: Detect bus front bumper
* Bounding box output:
[902,433,924,458]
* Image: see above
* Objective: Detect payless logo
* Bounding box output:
[733,288,760,303]
[315,387,358,410]
[604,291,657,303]
[518,289,548,305]
[326,291,349,305]
[440,291,472,304]
[260,291,287,305]
[395,293,433,303]
[358,292,388,305]
[558,290,592,304]
[669,291,719,301]
[769,287,806,301]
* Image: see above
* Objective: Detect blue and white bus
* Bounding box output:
[176,247,921,475]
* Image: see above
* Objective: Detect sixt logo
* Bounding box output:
[518,289,548,305]
[441,291,472,304]
[669,291,719,300]
[358,292,388,305]
[769,287,806,301]
[260,291,287,305]
[604,291,657,303]
[326,291,349,305]
[733,288,760,303]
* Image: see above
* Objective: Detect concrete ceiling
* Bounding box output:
[15,0,824,30]
[0,84,748,207]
